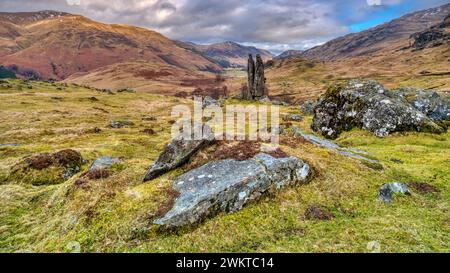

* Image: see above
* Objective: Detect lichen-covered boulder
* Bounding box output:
[154,153,311,229]
[300,100,317,115]
[8,149,83,186]
[311,80,445,139]
[143,124,215,182]
[395,87,449,123]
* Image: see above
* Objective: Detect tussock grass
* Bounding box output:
[0,80,448,253]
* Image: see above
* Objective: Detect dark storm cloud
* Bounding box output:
[0,0,448,54]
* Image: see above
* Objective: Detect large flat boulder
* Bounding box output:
[312,80,445,139]
[143,123,215,182]
[154,153,311,229]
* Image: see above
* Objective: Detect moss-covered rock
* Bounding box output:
[312,80,446,139]
[7,149,84,186]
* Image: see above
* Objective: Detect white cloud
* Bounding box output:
[0,0,448,53]
[367,0,382,6]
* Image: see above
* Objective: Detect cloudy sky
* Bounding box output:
[0,0,448,54]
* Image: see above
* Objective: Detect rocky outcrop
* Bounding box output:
[378,182,411,204]
[410,14,449,50]
[244,54,267,100]
[154,153,311,228]
[143,123,215,182]
[311,80,445,139]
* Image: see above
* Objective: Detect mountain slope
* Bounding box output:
[0,11,222,80]
[302,3,450,61]
[181,41,273,68]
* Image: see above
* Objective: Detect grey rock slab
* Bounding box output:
[90,156,122,171]
[378,182,411,204]
[291,126,378,164]
[154,153,311,228]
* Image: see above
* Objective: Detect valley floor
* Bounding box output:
[0,80,448,253]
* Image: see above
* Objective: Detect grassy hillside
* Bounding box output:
[0,80,448,253]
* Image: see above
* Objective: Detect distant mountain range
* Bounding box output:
[0,10,222,80]
[179,41,273,68]
[301,3,450,60]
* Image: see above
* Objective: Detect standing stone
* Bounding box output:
[254,54,267,99]
[245,54,267,100]
[245,54,256,100]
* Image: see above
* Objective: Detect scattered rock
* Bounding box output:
[0,144,20,148]
[142,116,157,121]
[378,182,411,204]
[110,120,134,128]
[89,156,121,172]
[88,96,99,102]
[154,153,311,228]
[304,204,334,221]
[409,182,440,195]
[283,114,303,122]
[202,96,220,108]
[143,123,215,182]
[312,80,445,139]
[300,100,317,115]
[77,156,121,182]
[117,88,136,93]
[9,149,83,185]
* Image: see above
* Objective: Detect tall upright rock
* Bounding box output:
[244,54,267,100]
[245,54,256,100]
[254,55,267,98]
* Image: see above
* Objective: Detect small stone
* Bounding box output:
[283,114,303,122]
[300,100,317,115]
[378,182,411,204]
[89,156,121,172]
[110,120,134,128]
